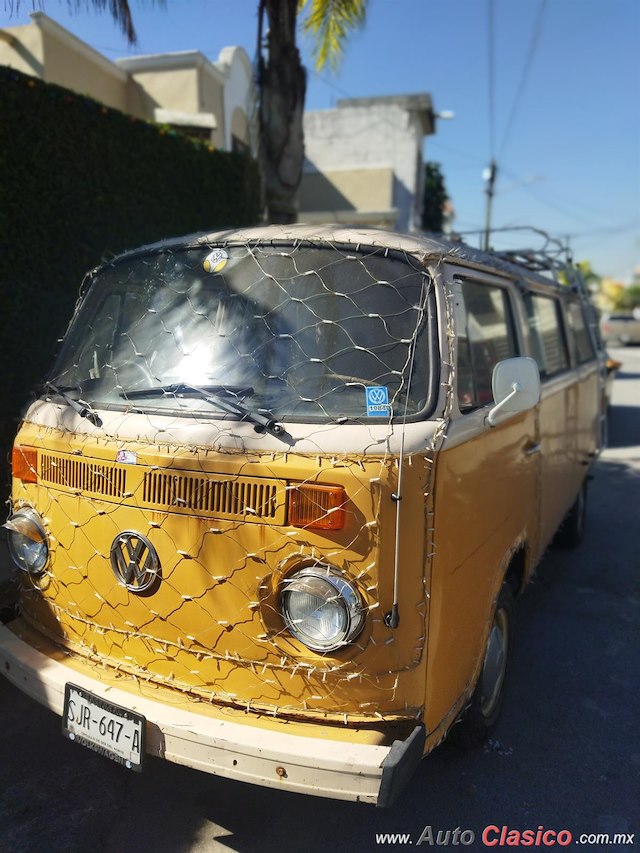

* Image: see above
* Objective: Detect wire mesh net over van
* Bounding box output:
[12,233,440,725]
[51,243,434,423]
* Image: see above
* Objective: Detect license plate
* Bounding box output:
[62,683,145,771]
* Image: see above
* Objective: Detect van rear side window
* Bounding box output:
[455,280,519,411]
[566,299,596,364]
[524,293,569,379]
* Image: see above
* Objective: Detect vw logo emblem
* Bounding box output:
[110,531,160,593]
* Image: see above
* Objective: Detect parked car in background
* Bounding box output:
[600,313,640,345]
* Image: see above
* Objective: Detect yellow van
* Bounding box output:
[0,226,602,806]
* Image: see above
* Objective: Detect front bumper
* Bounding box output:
[0,619,425,806]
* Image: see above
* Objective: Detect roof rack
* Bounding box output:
[453,226,573,274]
[491,248,567,274]
[450,226,604,349]
[490,227,606,355]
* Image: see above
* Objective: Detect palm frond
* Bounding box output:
[66,0,165,45]
[299,0,367,71]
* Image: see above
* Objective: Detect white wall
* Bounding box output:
[216,46,256,153]
[303,103,424,232]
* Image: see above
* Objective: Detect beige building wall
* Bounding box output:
[124,79,158,121]
[0,13,129,113]
[130,67,200,115]
[121,54,228,148]
[0,22,44,78]
[231,108,250,147]
[299,168,397,228]
[199,68,226,149]
[300,168,394,212]
[0,13,257,155]
[40,28,128,112]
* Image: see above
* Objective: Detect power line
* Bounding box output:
[308,66,353,100]
[512,180,611,228]
[498,165,634,231]
[568,221,640,239]
[429,140,485,166]
[499,0,548,158]
[487,0,496,157]
[311,10,623,244]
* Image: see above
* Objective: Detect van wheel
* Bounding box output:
[450,583,513,748]
[553,483,587,549]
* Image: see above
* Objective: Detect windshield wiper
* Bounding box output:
[120,383,286,439]
[44,382,103,428]
[123,384,254,400]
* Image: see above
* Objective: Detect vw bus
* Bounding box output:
[0,226,602,806]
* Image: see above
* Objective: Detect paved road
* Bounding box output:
[1,348,638,853]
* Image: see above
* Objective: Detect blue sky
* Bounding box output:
[2,0,639,280]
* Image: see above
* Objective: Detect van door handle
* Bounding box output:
[522,441,541,457]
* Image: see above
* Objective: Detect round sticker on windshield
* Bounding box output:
[203,248,228,273]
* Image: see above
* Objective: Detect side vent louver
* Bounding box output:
[40,454,127,498]
[141,471,285,523]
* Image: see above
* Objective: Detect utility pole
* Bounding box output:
[483,159,498,251]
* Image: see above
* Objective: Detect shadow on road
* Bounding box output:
[606,404,640,449]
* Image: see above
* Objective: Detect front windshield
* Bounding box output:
[49,243,435,423]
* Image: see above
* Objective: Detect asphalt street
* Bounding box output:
[0,347,638,853]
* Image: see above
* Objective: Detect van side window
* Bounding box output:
[566,298,596,364]
[455,281,519,411]
[524,293,569,379]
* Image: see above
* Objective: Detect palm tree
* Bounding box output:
[256,0,306,224]
[257,0,366,223]
[46,0,367,224]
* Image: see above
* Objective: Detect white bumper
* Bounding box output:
[0,621,424,806]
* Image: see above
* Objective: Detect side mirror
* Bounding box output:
[486,356,540,427]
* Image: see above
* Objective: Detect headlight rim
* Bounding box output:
[279,563,365,654]
[5,506,49,575]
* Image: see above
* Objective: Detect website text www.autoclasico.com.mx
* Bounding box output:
[374,825,635,847]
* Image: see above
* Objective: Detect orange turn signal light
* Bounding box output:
[288,483,347,531]
[12,446,38,484]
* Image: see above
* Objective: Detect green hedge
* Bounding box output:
[0,66,261,486]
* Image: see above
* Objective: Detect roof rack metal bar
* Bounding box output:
[452,226,573,272]
[491,249,567,273]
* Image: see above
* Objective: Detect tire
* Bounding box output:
[450,582,514,748]
[553,482,587,549]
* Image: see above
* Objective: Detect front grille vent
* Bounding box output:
[142,471,283,522]
[40,454,127,498]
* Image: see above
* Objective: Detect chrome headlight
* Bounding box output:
[280,566,365,652]
[4,508,49,574]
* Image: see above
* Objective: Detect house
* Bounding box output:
[116,48,254,154]
[299,94,437,232]
[1,14,443,229]
[0,11,255,153]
